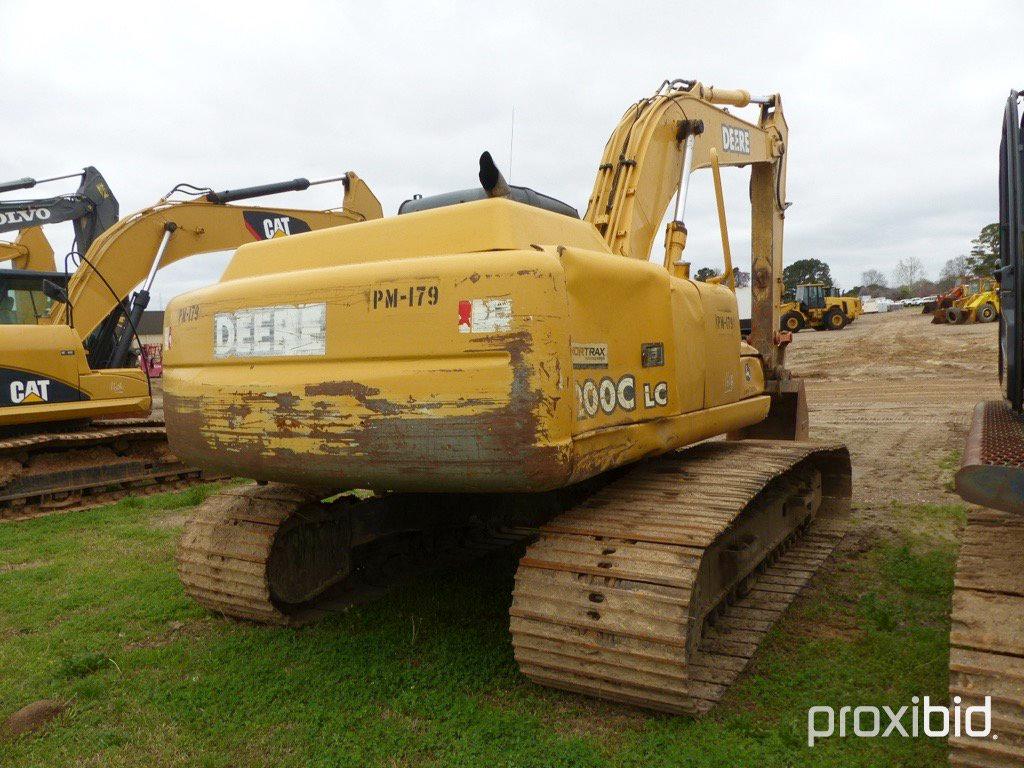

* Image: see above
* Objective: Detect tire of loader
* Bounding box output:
[978,302,998,323]
[824,307,846,330]
[947,307,965,324]
[780,311,804,333]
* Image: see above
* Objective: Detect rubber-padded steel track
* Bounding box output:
[949,507,1024,766]
[510,440,851,714]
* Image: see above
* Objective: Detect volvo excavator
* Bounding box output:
[0,172,382,518]
[0,167,119,273]
[946,90,1024,767]
[163,79,851,715]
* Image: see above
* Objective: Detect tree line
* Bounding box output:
[691,222,1000,300]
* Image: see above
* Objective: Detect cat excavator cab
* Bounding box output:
[0,171,382,517]
[164,79,851,715]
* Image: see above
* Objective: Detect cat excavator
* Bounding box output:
[163,79,851,715]
[0,167,119,273]
[0,172,382,518]
[946,90,1024,768]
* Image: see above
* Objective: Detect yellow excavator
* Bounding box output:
[0,173,382,517]
[163,79,851,715]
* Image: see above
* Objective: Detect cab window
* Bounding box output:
[0,271,65,325]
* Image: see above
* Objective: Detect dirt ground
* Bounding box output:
[788,307,1000,516]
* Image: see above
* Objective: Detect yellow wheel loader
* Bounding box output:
[164,79,851,715]
[0,173,382,517]
[943,276,1000,324]
[779,283,861,332]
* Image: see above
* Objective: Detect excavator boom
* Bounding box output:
[0,170,382,518]
[586,80,788,373]
[0,166,118,256]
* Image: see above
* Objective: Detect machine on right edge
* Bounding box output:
[947,89,1024,768]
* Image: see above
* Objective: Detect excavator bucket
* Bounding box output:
[730,378,809,441]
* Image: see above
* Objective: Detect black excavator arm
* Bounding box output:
[0,166,119,255]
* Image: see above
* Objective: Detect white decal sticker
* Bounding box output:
[643,381,669,408]
[580,380,599,418]
[571,342,609,369]
[214,303,326,358]
[575,374,646,420]
[721,125,751,155]
[458,298,512,334]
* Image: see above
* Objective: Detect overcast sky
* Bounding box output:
[2,1,1022,305]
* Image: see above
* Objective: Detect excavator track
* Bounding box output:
[177,440,850,715]
[510,440,851,714]
[0,420,213,521]
[948,507,1024,767]
[177,483,537,625]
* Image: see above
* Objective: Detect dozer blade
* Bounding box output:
[510,440,850,714]
[956,400,1024,515]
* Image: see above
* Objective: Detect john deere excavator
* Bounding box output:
[0,172,382,518]
[163,79,851,715]
[946,90,1024,767]
[0,166,119,273]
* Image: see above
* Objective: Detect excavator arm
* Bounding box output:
[585,80,789,374]
[49,172,382,357]
[0,166,119,255]
[0,227,55,272]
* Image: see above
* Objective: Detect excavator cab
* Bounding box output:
[0,269,67,325]
[945,89,1024,768]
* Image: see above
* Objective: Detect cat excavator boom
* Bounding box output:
[0,171,382,517]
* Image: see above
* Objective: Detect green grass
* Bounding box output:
[0,486,957,767]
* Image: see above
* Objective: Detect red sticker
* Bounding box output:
[458,300,472,332]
